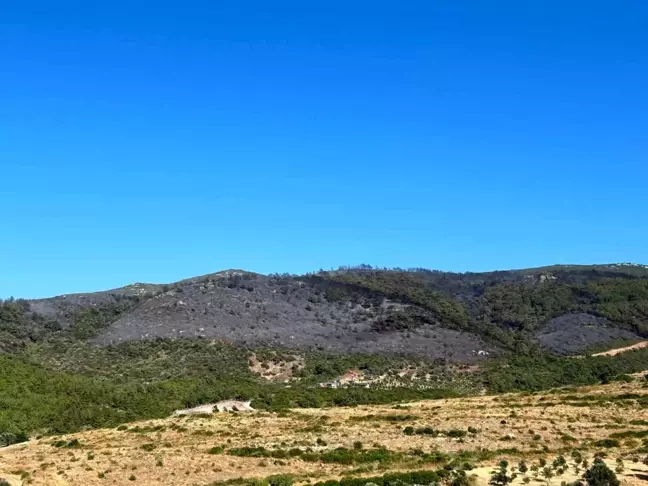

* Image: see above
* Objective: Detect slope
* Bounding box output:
[2,379,648,486]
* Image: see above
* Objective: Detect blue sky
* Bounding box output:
[1,1,647,298]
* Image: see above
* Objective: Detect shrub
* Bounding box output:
[553,456,567,468]
[489,460,511,486]
[52,439,82,448]
[584,459,619,486]
[267,474,294,486]
[0,432,28,447]
[593,439,619,448]
[140,443,156,452]
[447,429,467,438]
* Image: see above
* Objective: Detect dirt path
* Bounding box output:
[591,340,648,357]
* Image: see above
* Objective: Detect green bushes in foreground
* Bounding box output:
[0,354,458,442]
[208,468,451,486]
[226,446,451,466]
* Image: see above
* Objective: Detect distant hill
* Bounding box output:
[2,263,648,360]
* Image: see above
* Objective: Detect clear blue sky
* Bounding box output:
[1,1,647,298]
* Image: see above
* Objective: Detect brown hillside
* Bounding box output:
[2,380,648,485]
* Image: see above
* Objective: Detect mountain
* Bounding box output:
[3,263,648,360]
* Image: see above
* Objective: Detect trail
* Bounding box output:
[591,340,648,357]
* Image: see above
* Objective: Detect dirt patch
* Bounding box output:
[248,353,304,381]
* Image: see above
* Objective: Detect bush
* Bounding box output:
[52,439,82,448]
[584,459,620,486]
[593,439,619,448]
[0,432,28,447]
[447,429,467,438]
[267,474,294,486]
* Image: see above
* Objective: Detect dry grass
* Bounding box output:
[2,380,648,485]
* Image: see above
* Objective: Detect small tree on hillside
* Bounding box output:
[614,458,624,474]
[542,466,554,485]
[584,458,620,486]
[553,456,567,469]
[489,460,512,486]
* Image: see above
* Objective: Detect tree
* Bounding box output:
[542,466,554,485]
[554,456,567,468]
[571,450,583,464]
[614,458,623,475]
[584,458,620,486]
[490,460,512,486]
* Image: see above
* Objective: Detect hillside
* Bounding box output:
[2,379,648,486]
[3,263,648,360]
[1,263,648,443]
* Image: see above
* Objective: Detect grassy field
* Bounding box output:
[2,380,648,486]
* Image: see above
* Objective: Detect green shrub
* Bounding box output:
[267,474,294,486]
[447,429,467,438]
[584,458,619,486]
[593,439,620,448]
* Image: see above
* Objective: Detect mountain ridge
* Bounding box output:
[3,262,648,360]
[20,262,648,300]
